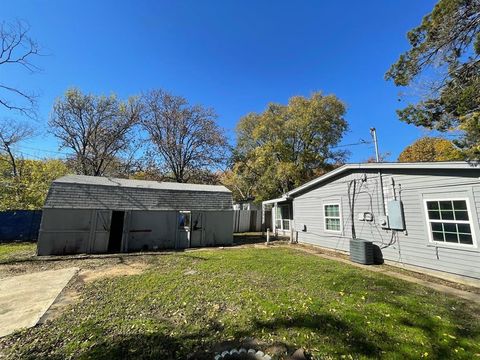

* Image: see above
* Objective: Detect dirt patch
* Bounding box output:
[38,261,150,323]
[0,252,160,280]
[0,257,123,279]
[39,287,81,323]
[79,262,149,283]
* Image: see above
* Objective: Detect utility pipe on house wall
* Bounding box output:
[289,221,294,244]
[261,203,265,237]
[391,177,397,200]
[274,203,278,236]
[370,127,386,215]
[378,172,386,216]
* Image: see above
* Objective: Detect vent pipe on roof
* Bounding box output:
[370,128,380,163]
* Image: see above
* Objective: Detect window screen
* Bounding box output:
[425,200,473,245]
[324,204,341,232]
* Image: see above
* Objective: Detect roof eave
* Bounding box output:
[286,161,480,197]
[262,196,291,205]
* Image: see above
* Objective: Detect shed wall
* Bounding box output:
[37,208,233,255]
[293,169,480,279]
[37,208,93,255]
[203,211,234,246]
[126,210,177,251]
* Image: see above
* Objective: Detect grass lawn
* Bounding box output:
[0,242,36,263]
[1,247,479,359]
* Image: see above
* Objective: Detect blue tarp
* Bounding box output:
[0,210,42,242]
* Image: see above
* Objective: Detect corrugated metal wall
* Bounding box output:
[293,169,480,279]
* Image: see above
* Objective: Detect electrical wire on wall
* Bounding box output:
[356,190,374,236]
[295,171,410,255]
[348,179,357,240]
[299,169,480,267]
[345,173,402,252]
[380,230,397,249]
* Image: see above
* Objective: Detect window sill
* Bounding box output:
[426,243,479,253]
[324,229,343,234]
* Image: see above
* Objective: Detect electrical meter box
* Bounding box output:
[387,200,405,230]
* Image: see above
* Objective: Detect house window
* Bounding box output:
[324,203,341,232]
[425,199,474,246]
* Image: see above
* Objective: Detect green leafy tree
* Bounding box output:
[0,157,69,210]
[386,0,480,158]
[229,92,348,202]
[220,166,256,202]
[398,137,464,162]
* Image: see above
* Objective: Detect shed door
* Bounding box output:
[190,212,204,247]
[90,210,111,253]
[108,211,125,253]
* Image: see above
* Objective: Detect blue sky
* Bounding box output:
[2,0,437,162]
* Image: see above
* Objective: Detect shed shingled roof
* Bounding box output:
[53,175,231,193]
[44,175,232,210]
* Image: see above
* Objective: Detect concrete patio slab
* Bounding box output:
[0,267,78,338]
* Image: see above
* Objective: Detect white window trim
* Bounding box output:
[275,204,291,231]
[274,204,281,231]
[423,197,477,249]
[324,202,342,233]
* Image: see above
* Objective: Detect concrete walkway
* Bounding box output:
[0,267,78,337]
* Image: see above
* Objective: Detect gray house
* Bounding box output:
[37,175,233,255]
[263,162,480,280]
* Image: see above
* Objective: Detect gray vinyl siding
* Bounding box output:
[293,169,480,279]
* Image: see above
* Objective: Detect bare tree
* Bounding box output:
[49,88,141,176]
[0,119,34,208]
[0,20,41,117]
[0,119,34,177]
[141,89,228,183]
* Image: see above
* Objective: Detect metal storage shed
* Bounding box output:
[37,175,233,255]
